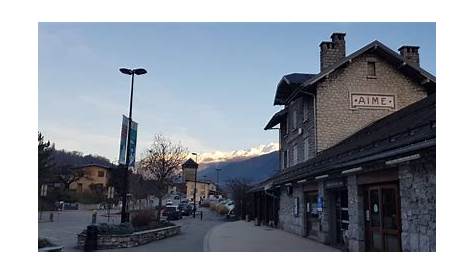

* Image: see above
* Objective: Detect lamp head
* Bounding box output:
[119,68,133,75]
[133,68,147,75]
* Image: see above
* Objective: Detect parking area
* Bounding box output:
[38,207,226,252]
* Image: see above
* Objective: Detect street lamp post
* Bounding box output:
[119,67,147,223]
[192,152,198,218]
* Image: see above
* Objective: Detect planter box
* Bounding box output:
[77,225,181,250]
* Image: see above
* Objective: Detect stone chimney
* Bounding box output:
[398,45,420,67]
[319,32,346,71]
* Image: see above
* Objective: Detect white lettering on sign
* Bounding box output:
[350,93,396,110]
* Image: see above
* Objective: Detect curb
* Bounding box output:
[202,222,226,252]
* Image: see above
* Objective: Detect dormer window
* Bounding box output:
[303,100,309,122]
[367,61,376,77]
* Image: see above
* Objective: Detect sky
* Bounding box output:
[38,22,435,163]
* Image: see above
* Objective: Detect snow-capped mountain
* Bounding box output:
[198,142,279,164]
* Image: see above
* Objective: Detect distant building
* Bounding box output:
[185,180,217,202]
[69,164,112,193]
[181,158,217,202]
[167,182,187,195]
[251,33,435,252]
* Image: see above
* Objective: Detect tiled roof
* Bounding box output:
[274,73,315,105]
[73,163,114,169]
[274,40,436,105]
[182,158,198,168]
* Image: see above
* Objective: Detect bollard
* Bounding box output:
[84,225,98,251]
[200,211,203,221]
[91,210,97,224]
[49,212,54,222]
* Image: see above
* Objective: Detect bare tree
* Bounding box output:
[138,134,189,222]
[55,165,84,190]
[128,174,159,210]
[225,177,254,219]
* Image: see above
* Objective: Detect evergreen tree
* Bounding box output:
[38,132,54,185]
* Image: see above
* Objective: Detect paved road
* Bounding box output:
[38,207,226,252]
[38,209,122,251]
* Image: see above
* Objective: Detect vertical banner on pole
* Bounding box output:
[118,115,138,167]
[128,119,138,166]
[118,115,127,165]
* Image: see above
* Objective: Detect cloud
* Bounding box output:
[41,123,120,163]
[197,142,279,164]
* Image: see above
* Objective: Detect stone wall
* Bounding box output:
[278,185,305,236]
[347,175,365,251]
[280,94,316,169]
[399,155,436,251]
[77,225,181,250]
[315,52,428,152]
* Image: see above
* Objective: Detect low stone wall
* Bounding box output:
[77,225,181,250]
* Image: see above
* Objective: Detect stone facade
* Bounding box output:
[278,184,305,236]
[278,36,428,166]
[315,52,427,152]
[399,155,436,251]
[346,175,365,251]
[77,225,181,250]
[280,95,316,169]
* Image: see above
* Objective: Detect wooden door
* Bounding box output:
[365,183,401,251]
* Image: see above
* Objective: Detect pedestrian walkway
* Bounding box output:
[204,220,340,252]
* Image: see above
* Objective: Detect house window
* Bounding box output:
[283,150,288,168]
[292,110,297,130]
[303,138,310,161]
[293,144,298,166]
[98,170,105,177]
[368,61,376,77]
[283,117,288,135]
[303,100,309,122]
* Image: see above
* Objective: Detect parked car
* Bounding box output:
[162,206,182,220]
[179,204,193,216]
[200,199,210,207]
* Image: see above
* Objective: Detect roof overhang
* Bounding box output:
[273,73,315,105]
[264,108,287,130]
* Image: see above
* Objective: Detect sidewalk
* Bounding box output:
[204,220,340,252]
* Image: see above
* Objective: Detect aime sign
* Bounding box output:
[350,93,396,110]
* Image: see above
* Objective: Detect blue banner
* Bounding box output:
[118,115,138,167]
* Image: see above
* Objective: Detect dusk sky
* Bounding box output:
[38,22,435,163]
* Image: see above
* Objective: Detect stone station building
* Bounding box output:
[249,33,436,252]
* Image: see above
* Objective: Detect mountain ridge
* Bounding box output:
[197,150,279,185]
